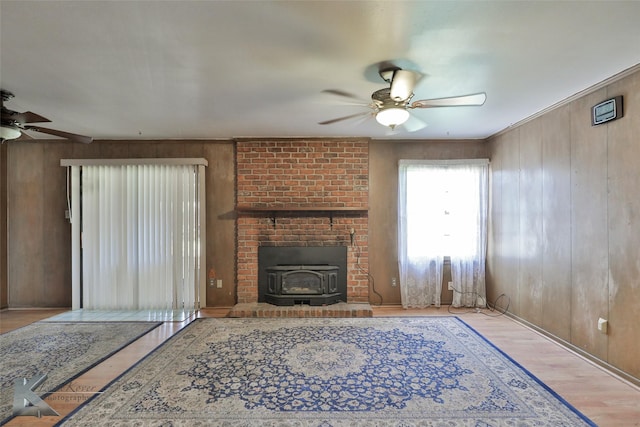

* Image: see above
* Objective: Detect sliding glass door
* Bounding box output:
[62,159,207,310]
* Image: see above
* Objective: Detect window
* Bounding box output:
[398,159,488,308]
[405,165,483,259]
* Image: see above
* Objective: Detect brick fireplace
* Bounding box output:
[234,139,370,311]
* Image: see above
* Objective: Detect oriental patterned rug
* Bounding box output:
[0,321,162,424]
[58,317,595,426]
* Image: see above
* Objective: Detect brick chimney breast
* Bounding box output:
[235,139,370,304]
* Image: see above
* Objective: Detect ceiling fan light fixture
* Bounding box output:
[0,124,21,141]
[375,107,410,128]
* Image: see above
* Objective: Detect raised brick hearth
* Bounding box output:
[227,302,373,318]
[234,139,371,317]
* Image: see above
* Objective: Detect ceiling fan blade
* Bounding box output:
[321,89,369,102]
[15,131,34,141]
[390,70,418,102]
[23,125,93,144]
[402,114,428,132]
[410,92,487,109]
[12,111,52,124]
[318,111,371,125]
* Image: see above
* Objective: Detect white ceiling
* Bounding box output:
[1,1,639,141]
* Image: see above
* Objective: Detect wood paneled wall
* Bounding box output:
[0,144,7,308]
[3,140,236,308]
[487,68,640,380]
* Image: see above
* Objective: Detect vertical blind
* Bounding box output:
[62,159,207,310]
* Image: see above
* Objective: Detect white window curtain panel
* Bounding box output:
[398,159,489,309]
[61,159,207,310]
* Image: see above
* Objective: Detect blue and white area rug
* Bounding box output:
[0,321,162,424]
[59,317,595,426]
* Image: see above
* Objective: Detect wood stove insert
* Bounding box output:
[258,246,347,306]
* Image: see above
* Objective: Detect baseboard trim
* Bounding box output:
[505,312,640,389]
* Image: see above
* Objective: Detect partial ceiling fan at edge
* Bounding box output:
[1,89,93,144]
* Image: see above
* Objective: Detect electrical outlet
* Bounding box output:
[216,279,223,289]
[597,318,608,334]
[391,277,397,287]
[448,281,454,290]
[209,278,215,287]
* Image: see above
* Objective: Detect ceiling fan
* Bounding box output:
[319,66,486,131]
[1,89,93,144]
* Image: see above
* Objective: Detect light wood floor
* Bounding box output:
[1,306,639,426]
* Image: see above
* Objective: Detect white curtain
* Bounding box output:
[447,164,488,308]
[398,164,445,307]
[398,160,488,308]
[81,164,201,310]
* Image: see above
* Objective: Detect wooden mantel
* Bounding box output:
[236,206,369,228]
[236,206,369,212]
